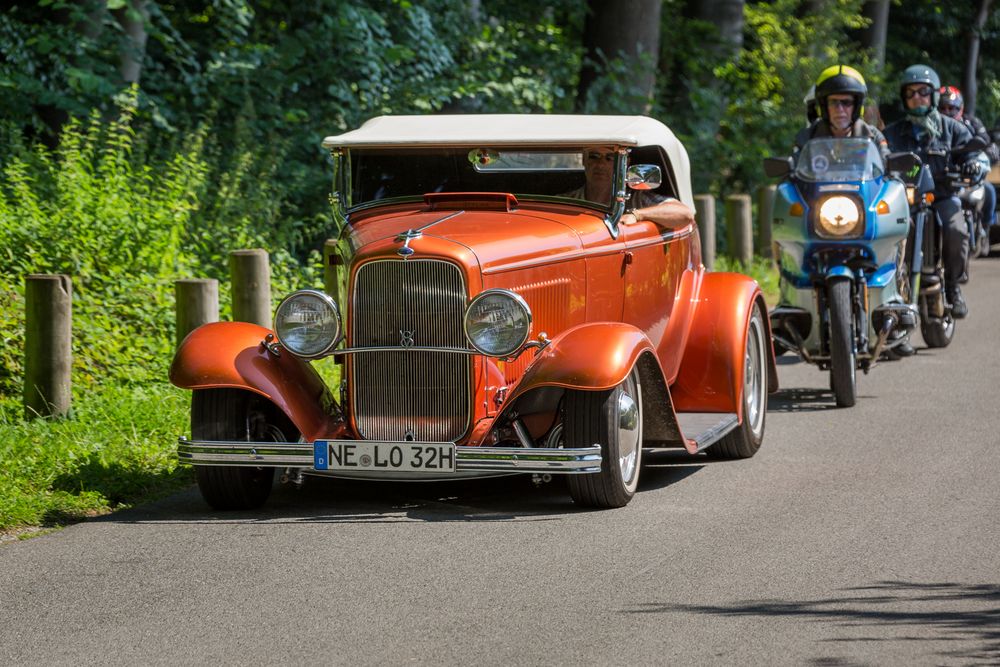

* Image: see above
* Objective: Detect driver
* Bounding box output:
[568,146,692,229]
[794,65,889,160]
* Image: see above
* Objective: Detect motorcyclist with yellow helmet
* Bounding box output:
[795,65,889,159]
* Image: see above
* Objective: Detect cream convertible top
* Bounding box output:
[322,114,694,208]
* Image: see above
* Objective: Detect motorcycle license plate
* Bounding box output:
[314,441,456,473]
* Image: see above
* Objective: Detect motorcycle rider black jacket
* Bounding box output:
[884,114,980,198]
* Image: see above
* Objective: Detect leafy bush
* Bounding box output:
[0,91,320,397]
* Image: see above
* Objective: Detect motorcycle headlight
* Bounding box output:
[273,290,342,358]
[816,195,863,238]
[464,289,532,357]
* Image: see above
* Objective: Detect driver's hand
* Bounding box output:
[620,212,639,226]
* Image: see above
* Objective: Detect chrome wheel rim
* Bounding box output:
[617,373,642,488]
[745,313,767,437]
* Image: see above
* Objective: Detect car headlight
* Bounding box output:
[464,289,532,357]
[273,290,341,358]
[816,195,863,238]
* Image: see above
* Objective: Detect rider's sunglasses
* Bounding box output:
[904,86,934,99]
[586,151,616,163]
[827,98,855,109]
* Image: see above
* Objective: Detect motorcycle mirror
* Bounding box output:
[763,156,793,178]
[886,152,919,174]
[952,135,988,156]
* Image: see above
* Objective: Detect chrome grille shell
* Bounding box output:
[350,259,471,441]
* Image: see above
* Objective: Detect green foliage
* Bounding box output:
[0,384,191,532]
[0,92,319,397]
[714,255,780,307]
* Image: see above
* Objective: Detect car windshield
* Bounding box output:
[348,147,609,208]
[794,138,884,182]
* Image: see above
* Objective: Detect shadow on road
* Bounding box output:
[621,580,1000,664]
[98,452,705,526]
[768,387,839,412]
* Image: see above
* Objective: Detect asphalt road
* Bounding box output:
[3,258,1000,666]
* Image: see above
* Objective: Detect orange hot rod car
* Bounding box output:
[170,114,778,510]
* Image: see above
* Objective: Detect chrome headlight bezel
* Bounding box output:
[814,194,864,239]
[464,289,532,358]
[273,289,342,359]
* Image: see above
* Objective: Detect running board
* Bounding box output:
[676,412,739,452]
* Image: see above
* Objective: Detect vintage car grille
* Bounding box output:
[351,259,470,442]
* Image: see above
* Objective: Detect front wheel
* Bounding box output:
[192,388,299,510]
[709,302,768,458]
[921,314,955,348]
[827,278,857,408]
[566,368,642,508]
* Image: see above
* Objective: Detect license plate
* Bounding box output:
[314,441,456,473]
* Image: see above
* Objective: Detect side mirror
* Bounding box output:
[886,151,919,174]
[763,156,793,178]
[626,164,662,191]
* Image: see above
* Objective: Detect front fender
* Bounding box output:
[169,322,343,441]
[825,265,855,282]
[507,322,656,402]
[671,272,779,416]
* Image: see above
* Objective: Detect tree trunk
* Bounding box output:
[695,0,745,54]
[963,0,993,118]
[860,0,890,71]
[114,0,150,84]
[576,0,662,113]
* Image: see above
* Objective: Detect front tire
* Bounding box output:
[566,368,642,508]
[828,278,857,408]
[710,302,768,458]
[921,314,955,348]
[192,388,299,510]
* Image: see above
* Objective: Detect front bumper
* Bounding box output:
[177,438,602,474]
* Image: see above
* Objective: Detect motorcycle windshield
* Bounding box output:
[794,138,884,183]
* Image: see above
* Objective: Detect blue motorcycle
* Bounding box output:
[764,138,918,407]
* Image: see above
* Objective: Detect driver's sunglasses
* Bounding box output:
[586,151,616,163]
[827,98,855,109]
[904,86,934,99]
[940,104,961,117]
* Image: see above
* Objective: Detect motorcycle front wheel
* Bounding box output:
[827,278,857,408]
[921,314,955,348]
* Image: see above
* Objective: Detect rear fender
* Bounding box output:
[671,273,779,417]
[169,322,343,441]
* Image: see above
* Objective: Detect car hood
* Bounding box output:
[348,206,589,273]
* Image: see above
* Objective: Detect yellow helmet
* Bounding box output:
[814,65,867,123]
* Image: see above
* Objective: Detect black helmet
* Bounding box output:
[815,65,867,123]
[899,64,941,114]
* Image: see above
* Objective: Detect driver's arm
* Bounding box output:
[621,197,695,230]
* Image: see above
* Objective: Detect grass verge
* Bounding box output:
[0,383,192,534]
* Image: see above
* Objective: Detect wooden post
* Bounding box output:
[24,274,72,419]
[230,249,271,326]
[725,194,753,266]
[175,279,219,346]
[757,184,776,260]
[694,194,716,271]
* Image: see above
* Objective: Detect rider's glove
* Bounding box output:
[961,160,983,178]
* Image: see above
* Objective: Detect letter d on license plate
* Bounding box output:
[314,441,455,473]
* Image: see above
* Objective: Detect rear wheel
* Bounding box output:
[566,368,642,508]
[192,388,299,510]
[828,278,857,408]
[710,303,768,458]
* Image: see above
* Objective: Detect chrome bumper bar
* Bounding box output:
[177,438,602,474]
